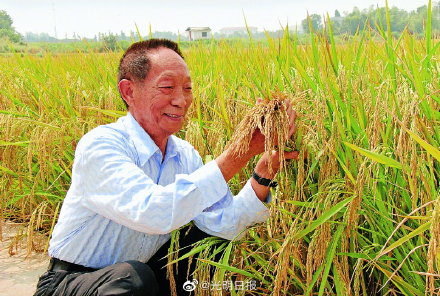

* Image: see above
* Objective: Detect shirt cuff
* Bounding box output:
[238,180,270,223]
[264,191,273,203]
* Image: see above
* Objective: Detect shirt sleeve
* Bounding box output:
[77,132,229,235]
[193,179,270,240]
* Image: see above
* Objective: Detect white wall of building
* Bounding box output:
[187,30,210,40]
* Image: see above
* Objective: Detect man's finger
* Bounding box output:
[289,123,297,137]
[284,151,300,160]
[288,109,297,125]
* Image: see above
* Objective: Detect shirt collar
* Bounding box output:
[122,112,180,166]
[164,135,179,160]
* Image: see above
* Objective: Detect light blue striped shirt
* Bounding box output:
[48,112,270,269]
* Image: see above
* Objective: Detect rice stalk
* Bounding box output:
[226,93,290,174]
[427,197,440,295]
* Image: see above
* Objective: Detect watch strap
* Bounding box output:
[252,171,278,188]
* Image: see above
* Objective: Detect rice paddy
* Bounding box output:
[0,4,439,295]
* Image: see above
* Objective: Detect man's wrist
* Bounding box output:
[252,171,278,187]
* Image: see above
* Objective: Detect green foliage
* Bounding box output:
[302,14,323,33]
[314,3,440,35]
[0,10,22,43]
[0,10,13,29]
[101,33,118,51]
[0,28,22,43]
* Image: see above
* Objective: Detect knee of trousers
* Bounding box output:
[116,260,159,295]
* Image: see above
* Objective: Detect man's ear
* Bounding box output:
[118,79,135,107]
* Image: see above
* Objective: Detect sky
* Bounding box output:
[2,0,434,39]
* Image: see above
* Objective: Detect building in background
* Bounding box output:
[185,27,211,41]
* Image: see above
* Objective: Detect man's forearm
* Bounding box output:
[216,149,274,202]
[215,149,253,182]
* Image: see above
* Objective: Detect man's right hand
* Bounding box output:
[216,97,298,183]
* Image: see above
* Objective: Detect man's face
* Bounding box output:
[129,47,193,141]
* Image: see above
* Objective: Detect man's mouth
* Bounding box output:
[164,113,183,119]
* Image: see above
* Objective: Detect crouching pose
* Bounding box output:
[34,38,298,296]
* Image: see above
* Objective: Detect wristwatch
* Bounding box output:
[252,171,278,188]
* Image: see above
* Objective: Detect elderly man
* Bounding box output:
[34,39,298,296]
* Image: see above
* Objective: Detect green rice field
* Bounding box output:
[1,4,439,296]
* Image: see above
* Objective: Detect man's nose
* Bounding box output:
[171,88,188,108]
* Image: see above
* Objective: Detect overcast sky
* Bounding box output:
[2,0,433,38]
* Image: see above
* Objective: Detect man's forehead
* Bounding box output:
[147,47,183,61]
[156,70,191,80]
[147,49,190,78]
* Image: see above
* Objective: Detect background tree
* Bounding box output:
[0,10,22,43]
[340,7,368,34]
[302,13,323,33]
[331,10,344,34]
[304,2,439,36]
[24,32,57,42]
[101,33,118,51]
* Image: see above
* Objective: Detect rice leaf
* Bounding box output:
[399,124,440,162]
[292,196,354,240]
[379,221,431,257]
[344,142,402,169]
[197,258,269,285]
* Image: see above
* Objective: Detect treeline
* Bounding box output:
[303,3,440,34]
[23,31,180,43]
[1,2,439,52]
[22,2,440,45]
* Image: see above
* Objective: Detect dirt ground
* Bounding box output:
[0,222,49,296]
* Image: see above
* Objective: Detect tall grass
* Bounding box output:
[1,4,439,295]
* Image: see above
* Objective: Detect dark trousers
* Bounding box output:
[148,225,215,296]
[34,226,215,296]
